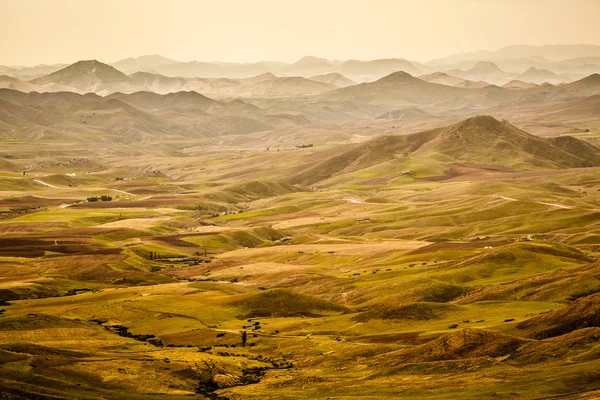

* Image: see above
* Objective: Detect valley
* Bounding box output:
[1,21,600,398]
[2,110,600,398]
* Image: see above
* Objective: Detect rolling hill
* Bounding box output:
[514,67,563,84]
[0,75,75,93]
[309,72,356,87]
[147,60,272,79]
[336,58,423,81]
[121,71,339,99]
[289,115,600,185]
[0,75,42,92]
[179,73,337,98]
[418,72,489,88]
[0,63,67,80]
[517,292,600,339]
[447,61,514,85]
[318,71,462,105]
[236,75,336,97]
[375,107,433,120]
[317,71,516,110]
[502,79,539,89]
[31,60,143,95]
[0,97,64,132]
[0,86,320,141]
[3,44,600,400]
[111,55,178,74]
[560,73,600,97]
[539,95,600,120]
[429,44,600,66]
[109,90,218,112]
[282,56,335,76]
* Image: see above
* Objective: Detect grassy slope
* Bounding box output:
[1,120,600,399]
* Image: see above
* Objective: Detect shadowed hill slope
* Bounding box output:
[561,73,600,97]
[378,329,530,365]
[0,88,304,140]
[517,292,600,339]
[108,90,217,112]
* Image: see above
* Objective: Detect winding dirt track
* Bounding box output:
[345,196,574,210]
[495,195,572,209]
[33,179,61,189]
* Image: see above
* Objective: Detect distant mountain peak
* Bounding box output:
[242,72,277,84]
[502,79,538,89]
[459,115,505,128]
[132,54,172,60]
[438,116,508,137]
[562,73,600,90]
[165,90,213,100]
[309,72,356,87]
[70,59,110,69]
[30,60,135,94]
[110,55,177,74]
[376,70,416,83]
[319,72,345,78]
[469,61,504,72]
[254,72,277,79]
[34,60,127,81]
[295,56,331,64]
[515,67,559,83]
[582,73,600,82]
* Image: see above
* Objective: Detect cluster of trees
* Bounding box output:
[9,205,37,214]
[149,252,162,260]
[87,195,112,202]
[295,143,313,148]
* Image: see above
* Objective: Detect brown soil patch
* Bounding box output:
[33,253,131,282]
[71,196,199,209]
[0,222,67,233]
[0,196,74,207]
[0,237,94,257]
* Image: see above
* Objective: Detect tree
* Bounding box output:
[241,330,247,348]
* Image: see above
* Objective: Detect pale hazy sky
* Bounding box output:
[1,0,599,66]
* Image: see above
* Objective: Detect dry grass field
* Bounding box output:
[1,113,600,399]
[1,31,600,398]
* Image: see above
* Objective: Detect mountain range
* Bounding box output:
[1,45,599,86]
[2,58,600,140]
[1,44,600,145]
